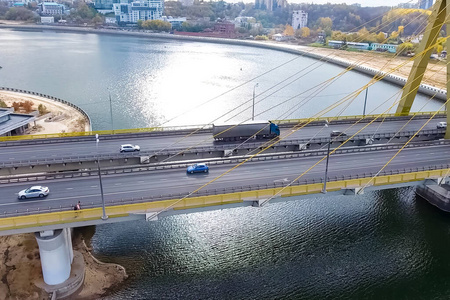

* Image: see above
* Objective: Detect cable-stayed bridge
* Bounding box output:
[1,0,450,295]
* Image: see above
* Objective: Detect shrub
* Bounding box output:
[22,100,33,113]
[12,102,20,112]
[255,35,268,40]
[38,104,49,115]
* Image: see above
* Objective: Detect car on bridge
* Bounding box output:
[120,144,140,152]
[187,163,209,174]
[18,186,50,199]
[331,130,347,137]
[437,122,447,129]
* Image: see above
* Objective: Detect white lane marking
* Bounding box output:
[90,185,97,188]
[66,188,73,190]
[114,183,122,186]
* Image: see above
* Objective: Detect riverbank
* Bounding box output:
[0,90,90,134]
[0,228,128,300]
[0,92,125,299]
[0,23,446,93]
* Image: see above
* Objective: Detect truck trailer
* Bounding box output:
[212,121,280,141]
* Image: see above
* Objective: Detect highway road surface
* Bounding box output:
[0,143,448,217]
[0,117,446,165]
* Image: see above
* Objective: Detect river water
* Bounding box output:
[1,29,449,299]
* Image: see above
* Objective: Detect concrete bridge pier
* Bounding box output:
[416,176,450,212]
[34,228,85,299]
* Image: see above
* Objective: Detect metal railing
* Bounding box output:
[0,128,446,169]
[0,166,448,224]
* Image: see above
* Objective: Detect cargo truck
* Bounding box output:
[212,121,280,141]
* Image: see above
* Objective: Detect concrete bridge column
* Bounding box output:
[35,228,73,285]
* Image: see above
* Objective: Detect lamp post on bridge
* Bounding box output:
[96,134,108,220]
[252,83,259,121]
[109,92,114,134]
[322,134,332,194]
[363,87,369,117]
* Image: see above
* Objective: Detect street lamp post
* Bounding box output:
[96,134,108,220]
[363,87,368,117]
[108,92,114,134]
[252,83,259,121]
[322,136,331,193]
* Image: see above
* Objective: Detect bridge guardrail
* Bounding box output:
[0,165,449,222]
[0,100,444,144]
[274,111,446,126]
[0,128,446,169]
[1,139,449,183]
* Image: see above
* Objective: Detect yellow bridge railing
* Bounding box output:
[0,168,446,233]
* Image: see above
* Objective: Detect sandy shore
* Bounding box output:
[0,228,128,300]
[0,92,125,299]
[0,90,90,134]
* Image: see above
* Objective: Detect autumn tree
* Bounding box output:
[396,42,415,55]
[300,27,310,38]
[318,17,332,30]
[22,101,33,113]
[376,32,386,43]
[142,20,172,31]
[283,24,294,36]
[331,30,346,41]
[12,102,20,112]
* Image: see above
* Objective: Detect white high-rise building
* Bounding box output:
[114,0,164,23]
[292,10,308,30]
[179,0,194,6]
[419,0,433,9]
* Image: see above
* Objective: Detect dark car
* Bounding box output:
[187,163,209,174]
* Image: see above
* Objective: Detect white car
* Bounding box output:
[120,144,140,153]
[437,122,447,129]
[18,186,50,199]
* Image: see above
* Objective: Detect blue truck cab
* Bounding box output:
[269,121,280,137]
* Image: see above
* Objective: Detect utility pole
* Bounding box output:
[96,134,108,220]
[252,83,259,121]
[109,92,114,134]
[322,137,331,193]
[363,87,368,117]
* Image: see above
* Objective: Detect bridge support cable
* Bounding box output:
[358,99,450,195]
[257,87,449,206]
[395,0,450,139]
